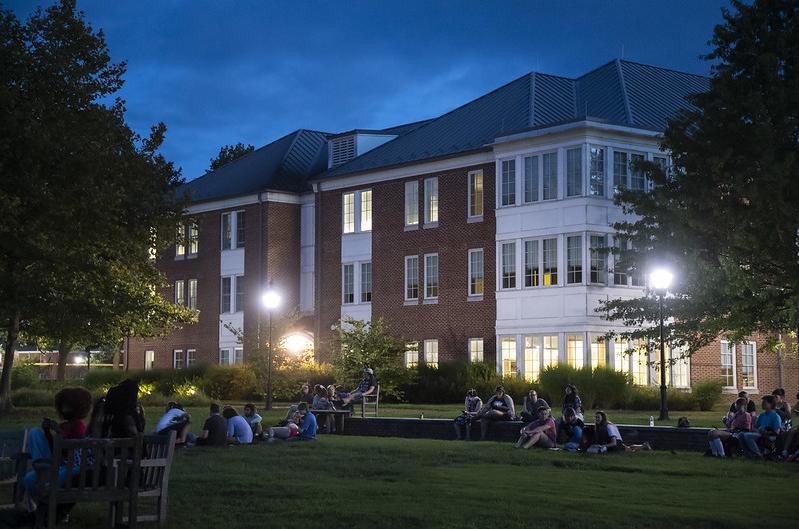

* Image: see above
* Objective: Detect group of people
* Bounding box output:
[453,385,650,453]
[706,388,798,459]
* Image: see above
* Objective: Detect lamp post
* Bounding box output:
[649,268,673,422]
[261,290,281,410]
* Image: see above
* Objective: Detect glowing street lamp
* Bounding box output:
[261,290,281,410]
[649,268,673,422]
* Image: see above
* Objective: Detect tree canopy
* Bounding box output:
[208,142,255,172]
[604,0,799,357]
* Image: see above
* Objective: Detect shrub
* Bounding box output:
[201,365,257,400]
[11,387,54,407]
[538,365,629,410]
[591,367,631,408]
[139,390,211,409]
[83,369,129,389]
[271,363,335,401]
[625,386,698,411]
[692,379,724,411]
[11,362,39,389]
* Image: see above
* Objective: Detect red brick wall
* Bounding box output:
[315,162,497,364]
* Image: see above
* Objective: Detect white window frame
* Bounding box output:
[343,189,372,234]
[360,262,372,303]
[499,336,518,377]
[565,146,583,197]
[187,278,198,310]
[668,345,691,389]
[405,342,419,368]
[468,338,484,363]
[175,225,186,259]
[541,151,558,201]
[186,349,197,367]
[468,248,484,298]
[566,333,585,368]
[404,181,419,228]
[424,178,438,227]
[423,339,439,368]
[144,350,155,371]
[467,169,484,220]
[424,253,439,301]
[499,241,517,290]
[221,276,232,313]
[221,210,245,250]
[219,348,231,366]
[589,233,608,285]
[188,222,199,257]
[342,261,372,305]
[588,145,606,197]
[341,263,355,304]
[499,158,516,207]
[720,340,737,390]
[523,154,539,204]
[566,234,583,285]
[235,210,245,248]
[234,275,244,313]
[523,335,541,382]
[360,189,372,232]
[342,192,355,234]
[739,341,758,390]
[173,349,184,369]
[234,347,244,365]
[404,256,419,302]
[174,280,185,305]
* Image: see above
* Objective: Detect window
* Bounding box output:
[670,346,689,388]
[566,236,582,284]
[740,342,756,388]
[630,154,645,191]
[342,192,355,234]
[524,336,540,381]
[173,349,184,369]
[405,342,419,368]
[524,240,539,287]
[219,349,230,366]
[234,275,244,312]
[501,159,516,206]
[342,264,354,304]
[590,147,605,196]
[424,253,439,299]
[524,155,539,203]
[221,277,232,313]
[405,181,419,226]
[613,151,628,194]
[543,335,558,368]
[590,235,607,284]
[567,334,584,368]
[653,156,668,181]
[424,178,439,225]
[614,338,629,373]
[631,340,649,385]
[468,249,484,296]
[468,170,483,218]
[469,338,484,363]
[360,262,372,302]
[501,337,517,376]
[234,347,244,365]
[542,152,558,200]
[360,189,372,231]
[591,336,606,368]
[614,151,646,192]
[236,211,245,248]
[501,242,516,289]
[188,223,199,256]
[405,256,419,300]
[145,350,154,371]
[720,341,735,387]
[186,349,196,367]
[174,280,185,305]
[613,237,628,286]
[542,238,558,286]
[188,279,198,310]
[221,213,232,250]
[176,226,186,258]
[566,147,582,197]
[424,339,439,368]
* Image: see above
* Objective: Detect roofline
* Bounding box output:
[185,188,311,214]
[492,119,662,146]
[578,58,710,82]
[327,130,399,139]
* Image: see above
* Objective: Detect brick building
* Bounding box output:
[124,59,799,397]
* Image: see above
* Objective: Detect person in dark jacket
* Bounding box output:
[558,406,585,451]
[562,384,583,419]
[479,386,516,441]
[520,389,549,423]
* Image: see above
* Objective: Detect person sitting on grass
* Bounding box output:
[154,401,193,446]
[243,403,263,439]
[586,411,650,453]
[479,386,516,441]
[740,395,782,458]
[196,403,227,447]
[708,397,752,458]
[266,411,301,442]
[222,406,254,445]
[562,384,583,419]
[520,389,548,423]
[296,403,318,440]
[558,406,584,452]
[453,389,483,440]
[340,367,377,407]
[515,405,556,449]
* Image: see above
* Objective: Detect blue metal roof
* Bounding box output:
[319,60,709,180]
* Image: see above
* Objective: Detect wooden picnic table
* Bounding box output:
[310,409,351,434]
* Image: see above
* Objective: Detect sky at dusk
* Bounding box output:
[9,0,731,181]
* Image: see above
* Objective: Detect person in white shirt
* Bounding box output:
[154,402,192,445]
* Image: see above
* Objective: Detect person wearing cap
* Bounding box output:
[515,405,556,449]
[558,407,585,451]
[478,386,516,441]
[453,389,483,440]
[341,367,377,406]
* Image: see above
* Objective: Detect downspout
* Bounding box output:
[777,333,785,389]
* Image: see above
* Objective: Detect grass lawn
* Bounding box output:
[2,405,797,528]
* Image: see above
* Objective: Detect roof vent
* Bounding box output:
[329,135,356,168]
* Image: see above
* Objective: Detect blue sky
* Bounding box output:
[9,0,730,180]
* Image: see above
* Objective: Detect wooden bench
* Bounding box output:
[310,409,351,434]
[127,432,176,527]
[33,433,143,529]
[0,430,29,510]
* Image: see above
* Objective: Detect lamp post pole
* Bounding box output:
[658,291,669,421]
[266,308,273,411]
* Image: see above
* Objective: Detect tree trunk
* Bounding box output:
[56,338,71,381]
[112,347,120,370]
[0,311,21,413]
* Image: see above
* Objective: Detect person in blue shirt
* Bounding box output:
[296,403,317,440]
[558,406,584,451]
[222,406,254,445]
[741,395,782,457]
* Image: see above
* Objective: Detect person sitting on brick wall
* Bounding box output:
[478,386,516,441]
[453,389,483,440]
[519,389,549,423]
[557,406,585,452]
[515,405,556,449]
[724,391,757,427]
[740,395,783,458]
[708,397,752,458]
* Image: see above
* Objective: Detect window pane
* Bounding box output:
[590,147,605,196]
[469,172,483,217]
[236,211,245,248]
[221,277,231,313]
[543,238,558,286]
[342,264,354,304]
[741,343,755,387]
[567,334,584,368]
[469,338,484,363]
[591,336,606,368]
[189,223,199,255]
[186,350,196,367]
[234,348,243,365]
[405,342,419,368]
[175,280,185,305]
[235,275,244,312]
[524,156,539,203]
[425,254,439,298]
[630,154,646,191]
[670,346,689,388]
[501,337,517,376]
[176,225,185,257]
[614,339,629,373]
[501,159,516,206]
[590,235,607,284]
[425,178,439,224]
[542,153,558,200]
[523,336,540,382]
[360,190,372,231]
[566,147,582,197]
[543,335,558,368]
[424,340,439,368]
[360,262,372,302]
[613,151,628,193]
[567,235,582,284]
[188,279,198,310]
[174,350,184,369]
[631,340,649,385]
[524,240,539,287]
[342,193,355,233]
[720,342,734,387]
[613,237,628,286]
[221,213,231,250]
[405,181,419,226]
[469,249,484,296]
[501,242,516,289]
[219,349,230,366]
[405,256,419,299]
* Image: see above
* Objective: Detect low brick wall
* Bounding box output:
[341,417,711,451]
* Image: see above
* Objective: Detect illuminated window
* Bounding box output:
[424,339,439,368]
[740,342,756,388]
[567,236,582,284]
[524,155,538,203]
[524,336,541,382]
[590,336,606,368]
[405,181,419,226]
[590,146,605,196]
[566,147,582,197]
[405,342,419,368]
[590,235,607,284]
[720,341,735,387]
[188,279,198,310]
[468,170,483,217]
[501,159,516,206]
[542,238,558,286]
[175,226,186,258]
[424,254,439,299]
[405,256,419,300]
[669,346,690,388]
[501,242,516,289]
[567,334,584,368]
[188,223,199,256]
[614,338,629,373]
[424,177,438,224]
[524,240,539,287]
[542,152,558,200]
[342,192,355,234]
[145,350,154,370]
[468,249,484,296]
[468,338,484,363]
[360,190,372,231]
[174,280,185,305]
[173,349,184,369]
[543,335,558,368]
[630,340,649,385]
[501,337,517,376]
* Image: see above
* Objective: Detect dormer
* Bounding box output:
[328,131,397,168]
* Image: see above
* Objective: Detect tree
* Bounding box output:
[208,142,254,172]
[603,0,799,360]
[0,1,194,410]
